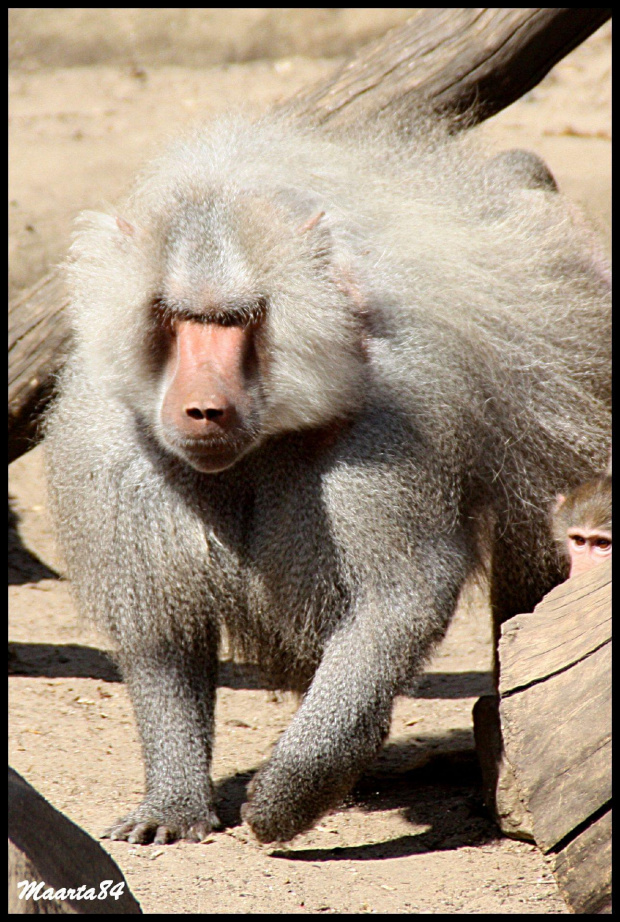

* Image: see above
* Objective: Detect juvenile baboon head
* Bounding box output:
[552,474,612,578]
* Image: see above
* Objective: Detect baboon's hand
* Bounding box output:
[242,761,340,844]
[102,802,221,845]
[242,619,398,843]
[241,736,362,843]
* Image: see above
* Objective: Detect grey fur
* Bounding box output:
[44,110,611,844]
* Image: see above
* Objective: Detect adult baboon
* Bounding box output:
[45,111,611,844]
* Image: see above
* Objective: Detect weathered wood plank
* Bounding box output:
[500,638,610,852]
[499,562,611,692]
[472,693,535,842]
[497,563,611,859]
[552,808,612,914]
[8,270,72,463]
[9,767,142,913]
[478,564,612,910]
[288,9,612,127]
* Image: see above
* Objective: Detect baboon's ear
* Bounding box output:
[116,216,137,237]
[553,494,566,513]
[333,265,366,315]
[298,211,365,312]
[297,210,325,235]
[297,210,332,264]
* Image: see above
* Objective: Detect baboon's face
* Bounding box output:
[154,300,267,473]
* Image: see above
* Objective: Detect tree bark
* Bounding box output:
[9,767,142,913]
[475,563,611,914]
[286,9,611,128]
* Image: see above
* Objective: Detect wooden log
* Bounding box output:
[8,8,611,462]
[472,694,534,842]
[8,271,72,463]
[9,767,142,913]
[552,809,612,914]
[496,562,611,914]
[287,9,612,128]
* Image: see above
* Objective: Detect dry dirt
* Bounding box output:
[9,10,610,915]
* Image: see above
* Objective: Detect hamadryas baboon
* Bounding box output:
[44,111,611,844]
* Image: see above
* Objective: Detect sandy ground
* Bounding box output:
[9,11,610,915]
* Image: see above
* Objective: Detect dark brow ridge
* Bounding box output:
[152,296,267,326]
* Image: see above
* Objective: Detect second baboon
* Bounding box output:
[552,473,612,579]
[44,110,611,845]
